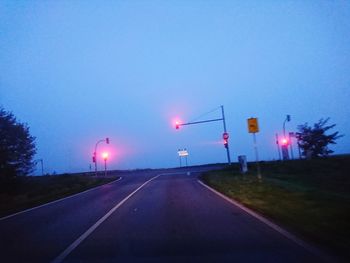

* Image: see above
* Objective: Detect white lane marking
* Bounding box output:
[197,180,334,262]
[0,177,122,221]
[51,174,161,263]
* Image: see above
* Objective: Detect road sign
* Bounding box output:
[247,118,259,133]
[178,150,189,157]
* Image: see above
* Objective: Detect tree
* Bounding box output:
[0,108,36,178]
[296,118,343,159]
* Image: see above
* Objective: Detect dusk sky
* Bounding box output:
[1,1,349,174]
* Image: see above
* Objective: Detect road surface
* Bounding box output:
[0,166,328,262]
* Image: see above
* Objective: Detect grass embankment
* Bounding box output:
[0,174,118,218]
[201,156,350,260]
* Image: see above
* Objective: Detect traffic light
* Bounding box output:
[102,152,109,160]
[106,137,110,144]
[222,132,229,148]
[92,156,96,163]
[224,138,228,148]
[175,121,180,129]
[281,138,289,146]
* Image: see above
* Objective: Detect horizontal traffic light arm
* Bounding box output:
[179,118,224,127]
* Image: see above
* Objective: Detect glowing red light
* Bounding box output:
[102,152,109,160]
[281,138,289,145]
[175,120,181,129]
[223,138,228,148]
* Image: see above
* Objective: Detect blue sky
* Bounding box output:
[1,1,349,174]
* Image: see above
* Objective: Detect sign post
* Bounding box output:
[247,118,261,179]
[177,149,189,167]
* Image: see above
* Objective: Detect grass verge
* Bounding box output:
[200,156,350,261]
[0,174,118,218]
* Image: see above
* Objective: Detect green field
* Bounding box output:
[201,156,350,261]
[0,174,117,217]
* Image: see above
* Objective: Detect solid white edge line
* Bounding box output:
[0,177,122,221]
[51,174,162,263]
[197,180,335,263]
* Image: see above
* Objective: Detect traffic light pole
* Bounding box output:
[275,133,281,160]
[282,115,291,161]
[94,138,109,176]
[221,105,231,165]
[176,105,231,165]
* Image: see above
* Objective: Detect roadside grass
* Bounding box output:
[0,174,118,218]
[200,156,350,261]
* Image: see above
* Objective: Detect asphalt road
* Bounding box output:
[0,166,327,262]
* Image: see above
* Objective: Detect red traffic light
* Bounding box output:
[280,138,289,146]
[102,152,109,160]
[223,132,229,140]
[175,121,180,129]
[223,138,228,148]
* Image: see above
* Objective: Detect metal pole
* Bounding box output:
[297,140,302,159]
[282,115,290,161]
[185,156,188,167]
[94,151,97,176]
[179,118,223,127]
[104,159,107,176]
[94,139,105,176]
[253,133,261,178]
[289,134,294,160]
[276,133,281,160]
[221,105,231,165]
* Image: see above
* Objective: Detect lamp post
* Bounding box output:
[93,137,110,176]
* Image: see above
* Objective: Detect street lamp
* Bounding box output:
[93,137,110,176]
[102,152,109,176]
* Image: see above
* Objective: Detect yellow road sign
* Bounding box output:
[248,118,259,133]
